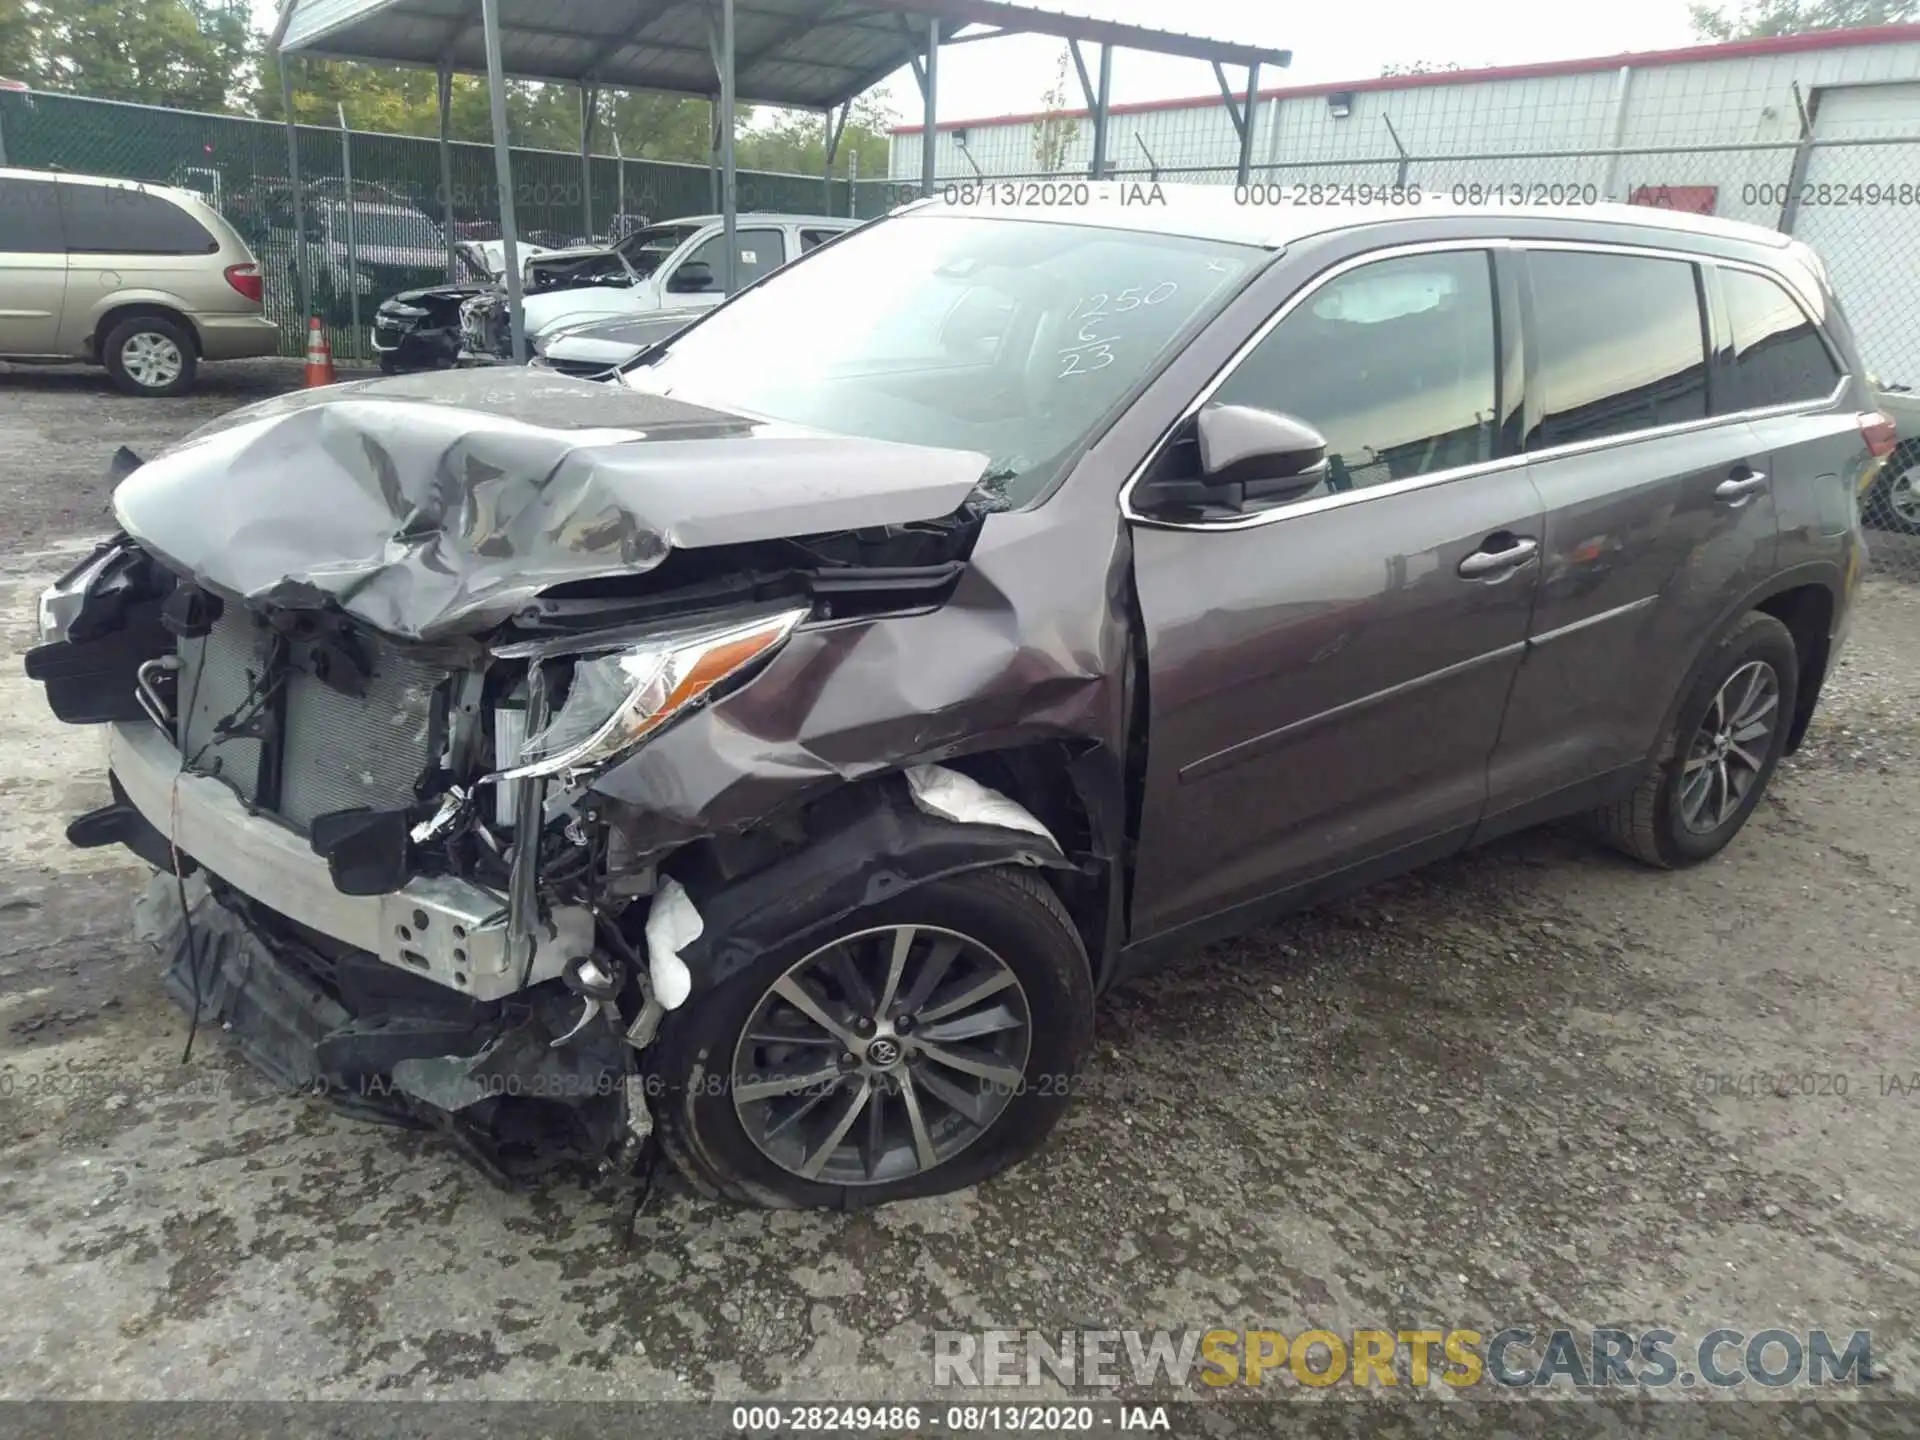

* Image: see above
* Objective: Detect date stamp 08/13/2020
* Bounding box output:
[926,177,1920,211]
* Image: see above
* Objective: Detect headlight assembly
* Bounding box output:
[493,608,807,786]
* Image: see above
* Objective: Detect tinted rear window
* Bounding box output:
[0,177,64,252]
[1720,266,1841,411]
[1527,250,1708,448]
[60,184,218,256]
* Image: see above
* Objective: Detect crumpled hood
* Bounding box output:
[112,368,991,641]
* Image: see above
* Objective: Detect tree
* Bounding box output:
[734,93,896,177]
[1031,47,1081,174]
[24,0,254,111]
[1690,0,1914,39]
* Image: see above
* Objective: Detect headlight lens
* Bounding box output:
[495,608,807,784]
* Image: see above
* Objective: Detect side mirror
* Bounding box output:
[1197,403,1329,488]
[1137,404,1332,517]
[667,260,715,293]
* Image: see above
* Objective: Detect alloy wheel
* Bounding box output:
[731,924,1032,1186]
[1678,659,1779,834]
[1887,464,1920,528]
[121,332,184,390]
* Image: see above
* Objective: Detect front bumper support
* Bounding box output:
[106,719,592,1000]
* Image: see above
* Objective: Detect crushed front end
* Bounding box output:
[23,370,1114,1196]
[32,538,654,1180]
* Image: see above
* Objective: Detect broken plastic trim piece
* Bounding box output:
[645,876,702,1011]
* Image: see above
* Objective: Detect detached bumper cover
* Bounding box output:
[136,873,632,1183]
[105,719,592,1000]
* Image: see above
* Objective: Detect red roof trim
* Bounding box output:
[891,24,1920,134]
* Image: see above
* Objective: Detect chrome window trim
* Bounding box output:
[1120,235,1851,535]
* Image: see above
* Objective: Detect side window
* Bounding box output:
[1527,250,1707,447]
[800,227,843,253]
[670,227,785,291]
[1213,250,1499,493]
[0,177,64,252]
[60,184,218,256]
[1720,267,1841,411]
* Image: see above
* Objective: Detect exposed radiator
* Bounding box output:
[177,608,445,831]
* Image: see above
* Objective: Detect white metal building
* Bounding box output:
[889,24,1920,381]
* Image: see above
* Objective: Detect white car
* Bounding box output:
[465,213,857,358]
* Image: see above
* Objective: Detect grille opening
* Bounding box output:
[176,606,450,831]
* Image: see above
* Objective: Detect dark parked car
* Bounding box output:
[369,239,556,373]
[31,191,1882,1209]
[529,308,702,377]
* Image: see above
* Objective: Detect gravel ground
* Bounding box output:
[3,373,1920,1422]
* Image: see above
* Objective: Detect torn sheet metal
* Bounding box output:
[591,507,1129,859]
[643,876,702,1010]
[665,771,1073,998]
[905,764,1057,846]
[110,368,991,642]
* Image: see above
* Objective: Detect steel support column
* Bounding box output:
[1237,61,1261,187]
[480,0,526,360]
[438,62,456,281]
[579,83,597,239]
[921,17,939,196]
[718,0,737,293]
[823,103,849,216]
[280,64,311,322]
[1090,44,1112,178]
[337,104,361,352]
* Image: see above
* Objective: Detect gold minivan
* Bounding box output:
[0,167,279,395]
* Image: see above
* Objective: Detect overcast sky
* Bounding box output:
[868,0,1705,125]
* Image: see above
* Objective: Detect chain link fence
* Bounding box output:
[0,87,851,362]
[862,132,1920,580]
[3,88,1916,577]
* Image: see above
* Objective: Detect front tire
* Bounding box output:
[1591,610,1799,868]
[650,866,1094,1209]
[102,315,196,397]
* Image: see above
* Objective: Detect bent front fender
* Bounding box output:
[662,772,1073,1001]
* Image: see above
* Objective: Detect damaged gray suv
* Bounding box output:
[29,189,1883,1208]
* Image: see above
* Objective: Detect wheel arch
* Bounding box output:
[646,756,1106,1005]
[1653,563,1841,761]
[90,300,202,361]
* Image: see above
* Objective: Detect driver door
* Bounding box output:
[663,226,785,304]
[1127,245,1544,947]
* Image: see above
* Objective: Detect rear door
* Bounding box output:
[0,174,69,354]
[1128,245,1544,945]
[1483,244,1776,827]
[56,181,220,349]
[1715,262,1863,570]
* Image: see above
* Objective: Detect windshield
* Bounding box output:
[621,214,1262,505]
[616,223,703,277]
[350,211,438,251]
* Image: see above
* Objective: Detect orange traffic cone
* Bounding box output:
[303,316,336,387]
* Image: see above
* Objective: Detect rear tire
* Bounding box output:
[102,314,196,397]
[649,866,1093,1209]
[1590,611,1798,868]
[1864,443,1920,535]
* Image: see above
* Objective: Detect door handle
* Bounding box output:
[1715,470,1768,503]
[1458,536,1539,579]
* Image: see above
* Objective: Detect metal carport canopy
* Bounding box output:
[274,0,1291,358]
